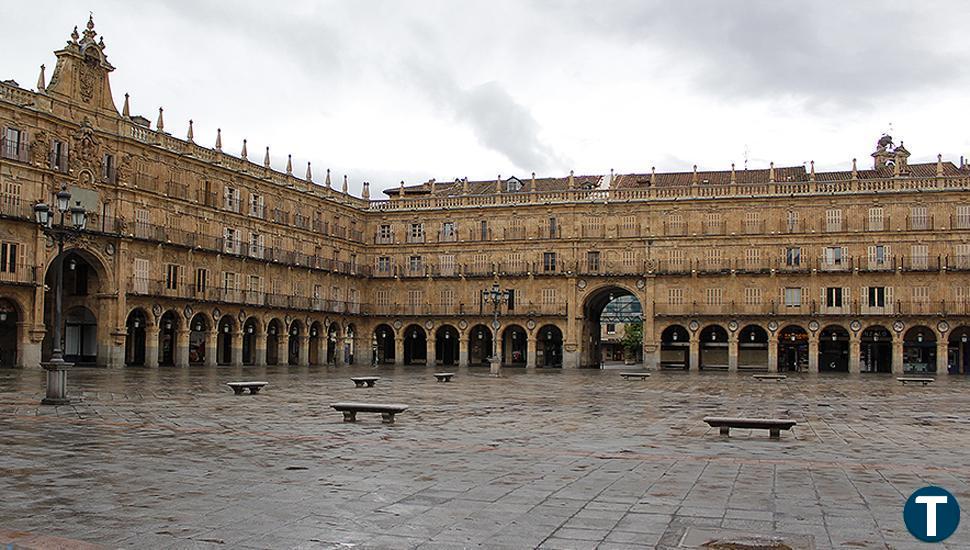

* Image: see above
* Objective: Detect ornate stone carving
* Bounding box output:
[71,119,100,174]
[29,130,47,166]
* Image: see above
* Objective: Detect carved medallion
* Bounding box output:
[767,320,778,332]
[938,321,950,334]
[892,320,904,333]
[808,320,820,332]
[850,320,862,332]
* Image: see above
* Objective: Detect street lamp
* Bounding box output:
[34,185,87,405]
[481,282,510,375]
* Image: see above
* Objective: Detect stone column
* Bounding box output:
[849,332,861,374]
[767,333,779,373]
[204,331,217,367]
[18,321,40,368]
[807,333,819,373]
[459,337,469,367]
[394,336,404,366]
[175,329,190,368]
[280,333,291,366]
[892,338,904,374]
[426,337,436,367]
[254,334,266,366]
[937,338,949,374]
[689,334,700,371]
[145,323,160,368]
[526,334,537,369]
[727,333,738,372]
[304,336,314,366]
[230,330,244,367]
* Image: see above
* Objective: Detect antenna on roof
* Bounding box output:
[743,145,749,171]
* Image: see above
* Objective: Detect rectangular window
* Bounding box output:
[507,289,516,311]
[441,221,456,240]
[744,248,760,268]
[439,254,455,276]
[586,251,600,272]
[376,289,390,306]
[704,212,722,234]
[542,288,557,305]
[440,289,455,310]
[706,288,723,306]
[0,241,17,274]
[868,286,886,307]
[911,244,928,270]
[409,222,424,242]
[668,248,686,270]
[377,256,391,273]
[165,264,180,290]
[743,212,761,234]
[548,217,557,238]
[249,275,262,293]
[223,227,238,254]
[911,206,929,230]
[409,255,423,273]
[668,287,684,305]
[102,153,115,183]
[868,244,888,268]
[867,207,884,231]
[481,220,489,240]
[2,127,24,160]
[50,139,68,172]
[223,272,238,292]
[224,187,239,212]
[784,287,802,307]
[824,246,844,266]
[913,286,929,304]
[956,205,970,229]
[407,290,423,309]
[378,224,392,242]
[705,247,721,268]
[543,252,557,272]
[507,252,523,273]
[826,287,843,308]
[195,268,208,294]
[825,209,843,232]
[956,244,970,269]
[606,323,616,335]
[785,210,799,232]
[0,180,21,213]
[249,193,264,218]
[744,287,762,305]
[133,258,149,294]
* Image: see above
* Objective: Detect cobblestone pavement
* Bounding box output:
[1,365,969,549]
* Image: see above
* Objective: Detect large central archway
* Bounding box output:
[581,285,642,368]
[43,249,109,366]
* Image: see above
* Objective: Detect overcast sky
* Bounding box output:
[5,1,970,197]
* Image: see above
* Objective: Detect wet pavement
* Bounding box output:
[1,365,969,549]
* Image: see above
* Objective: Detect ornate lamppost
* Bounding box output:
[34,185,88,405]
[481,282,510,375]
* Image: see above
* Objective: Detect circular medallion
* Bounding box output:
[577,279,587,290]
[104,243,115,256]
[938,321,950,334]
[393,319,402,330]
[850,320,862,332]
[688,320,699,332]
[284,315,292,325]
[238,310,247,322]
[458,319,468,330]
[727,320,739,332]
[892,320,905,333]
[636,279,646,289]
[425,320,434,330]
[767,320,779,332]
[491,319,500,330]
[526,319,536,330]
[808,320,820,332]
[183,305,193,319]
[151,303,162,317]
[212,308,222,320]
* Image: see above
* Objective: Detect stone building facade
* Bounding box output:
[3,19,970,375]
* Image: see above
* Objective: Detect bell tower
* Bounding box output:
[47,15,119,115]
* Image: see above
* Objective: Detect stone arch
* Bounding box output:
[0,297,24,368]
[819,324,849,372]
[242,316,262,365]
[581,283,643,368]
[903,325,936,374]
[501,324,527,366]
[326,321,341,364]
[699,324,728,370]
[659,324,689,370]
[860,325,892,373]
[287,319,305,365]
[403,324,427,365]
[216,315,237,366]
[188,313,211,366]
[158,310,180,366]
[537,324,564,368]
[124,307,149,366]
[43,248,112,366]
[373,323,395,365]
[947,326,970,374]
[468,324,493,366]
[738,324,769,371]
[777,324,808,372]
[265,318,284,365]
[435,324,460,366]
[308,320,323,365]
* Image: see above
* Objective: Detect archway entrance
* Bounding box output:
[738,325,768,371]
[288,321,303,365]
[43,250,106,366]
[699,325,728,370]
[188,314,209,366]
[403,325,427,365]
[819,325,849,372]
[659,325,689,370]
[861,326,892,373]
[903,326,936,374]
[948,326,970,374]
[581,286,642,368]
[502,325,527,366]
[266,319,282,365]
[435,325,459,366]
[468,324,492,366]
[216,316,235,365]
[326,322,340,364]
[777,325,808,372]
[158,311,178,366]
[125,309,147,366]
[308,322,322,365]
[242,318,259,365]
[0,300,19,367]
[373,324,394,365]
[537,325,563,368]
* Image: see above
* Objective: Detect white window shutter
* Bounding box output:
[886,287,894,309]
[867,245,875,265]
[843,287,851,309]
[862,286,869,307]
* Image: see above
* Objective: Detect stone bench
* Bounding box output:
[703,416,797,439]
[350,376,381,388]
[226,381,268,395]
[897,377,934,386]
[433,372,455,382]
[331,402,408,424]
[620,372,651,380]
[752,374,787,381]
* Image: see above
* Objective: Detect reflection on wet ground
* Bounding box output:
[1,365,969,549]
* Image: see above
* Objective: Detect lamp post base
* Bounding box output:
[41,358,73,405]
[489,358,502,376]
